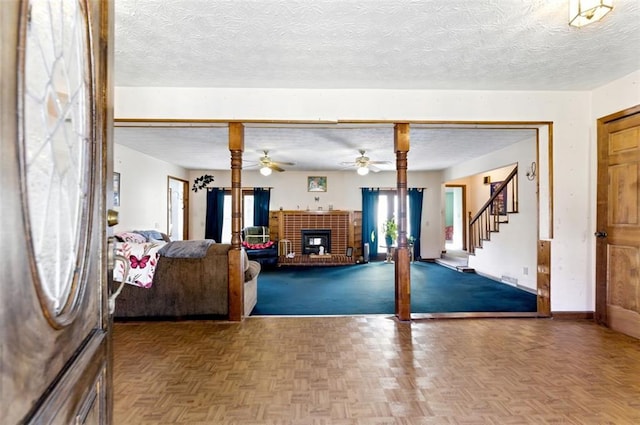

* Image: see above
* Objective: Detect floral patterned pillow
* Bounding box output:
[115,232,147,244]
[242,240,275,250]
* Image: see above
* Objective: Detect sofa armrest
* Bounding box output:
[243,259,260,315]
[244,260,261,282]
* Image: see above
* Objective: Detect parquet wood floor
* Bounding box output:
[113,317,640,424]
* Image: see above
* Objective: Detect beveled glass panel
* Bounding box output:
[22,0,92,324]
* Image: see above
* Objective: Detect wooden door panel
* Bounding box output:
[608,126,639,155]
[597,106,640,339]
[607,245,639,312]
[607,115,640,168]
[28,333,107,424]
[608,305,640,340]
[608,163,639,225]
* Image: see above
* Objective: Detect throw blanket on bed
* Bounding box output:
[113,241,165,288]
[158,239,215,258]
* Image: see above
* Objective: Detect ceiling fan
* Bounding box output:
[341,150,391,175]
[246,151,295,175]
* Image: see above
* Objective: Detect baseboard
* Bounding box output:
[516,284,537,295]
[551,311,594,320]
[474,270,538,294]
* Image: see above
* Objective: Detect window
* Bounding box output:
[221,192,254,243]
[377,190,411,249]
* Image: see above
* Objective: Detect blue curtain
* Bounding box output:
[408,188,424,260]
[253,188,271,226]
[205,188,225,242]
[361,188,379,258]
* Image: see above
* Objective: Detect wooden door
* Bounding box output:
[596,105,640,340]
[0,1,114,423]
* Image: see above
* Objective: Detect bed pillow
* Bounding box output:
[115,232,147,244]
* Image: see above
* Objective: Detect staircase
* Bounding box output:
[468,166,519,255]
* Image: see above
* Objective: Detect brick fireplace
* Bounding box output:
[268,210,362,261]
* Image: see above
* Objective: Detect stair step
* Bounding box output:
[456,266,476,273]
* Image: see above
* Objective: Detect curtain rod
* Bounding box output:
[205,186,426,190]
[208,187,273,190]
[359,187,427,190]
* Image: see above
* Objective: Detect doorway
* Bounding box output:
[168,176,189,240]
[445,185,466,251]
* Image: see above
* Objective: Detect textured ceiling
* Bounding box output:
[115,0,640,90]
[113,0,640,171]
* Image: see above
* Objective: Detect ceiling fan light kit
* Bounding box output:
[248,150,294,176]
[357,166,369,176]
[569,0,613,27]
[260,166,272,176]
[342,149,391,175]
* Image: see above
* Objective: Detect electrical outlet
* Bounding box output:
[523,267,528,276]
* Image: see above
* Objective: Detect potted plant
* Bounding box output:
[383,216,398,246]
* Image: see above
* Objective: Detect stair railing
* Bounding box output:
[468,166,518,254]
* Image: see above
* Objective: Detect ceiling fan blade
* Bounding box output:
[338,164,356,171]
[340,161,356,166]
[369,160,392,165]
[270,164,285,172]
[369,164,382,173]
[273,161,295,166]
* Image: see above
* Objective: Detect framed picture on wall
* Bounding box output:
[307,176,327,192]
[113,172,121,207]
[490,181,507,215]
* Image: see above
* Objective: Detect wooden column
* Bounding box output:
[394,123,411,321]
[228,123,244,321]
[537,240,551,317]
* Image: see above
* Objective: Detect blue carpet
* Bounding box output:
[253,262,537,315]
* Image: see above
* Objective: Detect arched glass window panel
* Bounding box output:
[21,0,93,327]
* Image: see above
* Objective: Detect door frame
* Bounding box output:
[595,104,640,325]
[444,184,467,251]
[167,175,189,240]
[113,118,553,317]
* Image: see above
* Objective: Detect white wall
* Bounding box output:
[187,169,444,259]
[113,144,189,233]
[115,74,640,312]
[442,138,538,290]
[584,70,640,309]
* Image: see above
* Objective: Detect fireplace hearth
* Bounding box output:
[301,229,331,255]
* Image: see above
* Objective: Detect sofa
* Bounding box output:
[242,226,278,267]
[113,240,260,319]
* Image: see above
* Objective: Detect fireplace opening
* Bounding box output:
[301,229,331,255]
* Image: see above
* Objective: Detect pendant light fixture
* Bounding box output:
[569,0,613,27]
